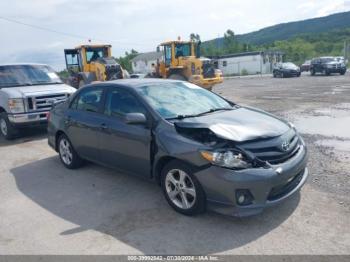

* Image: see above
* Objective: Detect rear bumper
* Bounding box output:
[194,144,308,217]
[8,111,49,127]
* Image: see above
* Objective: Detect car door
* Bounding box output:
[97,86,152,177]
[65,86,105,161]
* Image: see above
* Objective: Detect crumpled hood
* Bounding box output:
[2,84,76,97]
[174,106,290,142]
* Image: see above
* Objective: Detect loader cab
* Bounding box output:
[65,45,112,73]
[160,41,196,67]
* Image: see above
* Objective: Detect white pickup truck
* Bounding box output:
[0,63,76,139]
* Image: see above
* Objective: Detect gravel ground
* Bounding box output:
[0,73,349,255]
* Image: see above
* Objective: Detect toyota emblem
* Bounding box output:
[281,141,290,151]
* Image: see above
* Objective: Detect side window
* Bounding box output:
[105,89,146,117]
[72,88,103,113]
[223,61,227,67]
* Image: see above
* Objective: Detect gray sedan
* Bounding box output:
[48,79,308,217]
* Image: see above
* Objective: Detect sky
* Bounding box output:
[0,0,349,70]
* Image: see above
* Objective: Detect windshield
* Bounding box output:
[175,43,191,58]
[282,63,298,69]
[0,65,62,88]
[320,57,335,63]
[137,82,233,119]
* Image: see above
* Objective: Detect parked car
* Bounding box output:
[0,63,76,139]
[310,57,347,76]
[48,79,308,217]
[273,62,301,78]
[300,60,311,72]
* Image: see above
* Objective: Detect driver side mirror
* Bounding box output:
[124,113,147,125]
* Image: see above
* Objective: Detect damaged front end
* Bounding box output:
[174,123,270,170]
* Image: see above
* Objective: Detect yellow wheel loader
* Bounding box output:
[64,44,125,88]
[154,40,223,90]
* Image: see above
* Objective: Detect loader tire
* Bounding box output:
[78,79,86,89]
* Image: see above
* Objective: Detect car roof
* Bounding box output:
[89,78,185,89]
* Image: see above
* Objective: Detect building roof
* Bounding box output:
[208,50,284,59]
[131,51,163,62]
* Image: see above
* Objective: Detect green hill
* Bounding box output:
[204,11,350,47]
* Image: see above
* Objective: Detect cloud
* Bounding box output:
[0,0,349,70]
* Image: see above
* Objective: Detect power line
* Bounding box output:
[0,16,149,47]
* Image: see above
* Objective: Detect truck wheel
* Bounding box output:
[169,74,186,81]
[311,69,315,76]
[340,71,346,75]
[161,160,206,216]
[325,70,330,76]
[0,112,17,140]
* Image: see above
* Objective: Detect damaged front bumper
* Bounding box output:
[194,144,308,217]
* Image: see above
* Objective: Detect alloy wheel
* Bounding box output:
[165,169,196,210]
[0,118,8,136]
[59,138,73,165]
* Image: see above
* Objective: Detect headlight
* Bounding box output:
[8,98,25,113]
[200,150,251,169]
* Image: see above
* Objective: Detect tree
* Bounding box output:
[190,33,201,42]
[116,49,139,73]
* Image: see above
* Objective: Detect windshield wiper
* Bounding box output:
[30,81,63,85]
[166,107,233,120]
[0,83,33,88]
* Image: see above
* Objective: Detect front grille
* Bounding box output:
[202,63,215,78]
[268,169,304,201]
[27,93,68,111]
[239,130,301,165]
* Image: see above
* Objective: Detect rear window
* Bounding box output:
[0,65,62,88]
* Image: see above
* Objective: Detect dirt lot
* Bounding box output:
[0,73,349,255]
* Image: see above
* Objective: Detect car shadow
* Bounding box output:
[11,156,300,254]
[0,127,47,147]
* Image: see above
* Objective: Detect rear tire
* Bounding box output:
[168,74,186,81]
[340,71,346,75]
[58,134,84,169]
[161,160,206,216]
[310,69,315,76]
[0,112,17,140]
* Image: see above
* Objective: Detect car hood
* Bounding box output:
[174,106,290,142]
[1,84,76,97]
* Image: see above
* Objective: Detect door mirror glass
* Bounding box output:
[124,113,147,125]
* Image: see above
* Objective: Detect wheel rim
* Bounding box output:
[165,169,196,210]
[59,138,73,165]
[0,118,8,136]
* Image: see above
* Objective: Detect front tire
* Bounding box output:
[58,134,83,169]
[0,112,17,140]
[161,160,206,216]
